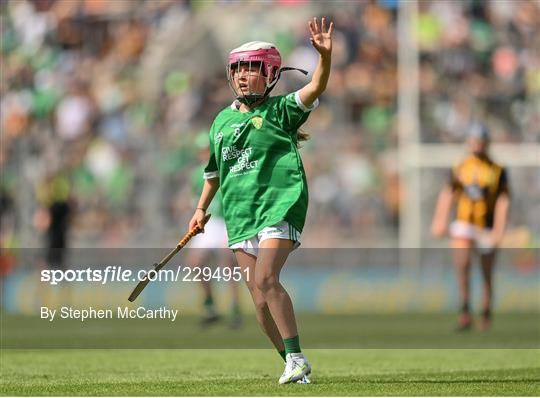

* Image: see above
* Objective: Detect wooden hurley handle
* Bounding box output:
[128,214,212,303]
[178,213,212,247]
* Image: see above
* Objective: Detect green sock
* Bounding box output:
[283,335,301,354]
[278,350,286,361]
[204,295,214,306]
[231,302,241,316]
[204,296,216,316]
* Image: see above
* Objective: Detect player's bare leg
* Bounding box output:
[452,237,473,330]
[235,247,309,384]
[479,251,496,331]
[255,239,298,339]
[257,238,310,384]
[233,249,284,351]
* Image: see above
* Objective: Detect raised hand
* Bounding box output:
[308,17,333,57]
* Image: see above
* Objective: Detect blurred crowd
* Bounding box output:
[417,0,539,143]
[1,0,539,250]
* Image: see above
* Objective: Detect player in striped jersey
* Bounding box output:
[432,122,511,331]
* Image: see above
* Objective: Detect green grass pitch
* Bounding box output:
[1,349,538,395]
[1,314,539,395]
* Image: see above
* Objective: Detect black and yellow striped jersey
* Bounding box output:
[449,155,510,229]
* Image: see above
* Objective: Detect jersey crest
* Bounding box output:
[251,116,263,129]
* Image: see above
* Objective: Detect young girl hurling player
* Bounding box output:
[189,17,333,384]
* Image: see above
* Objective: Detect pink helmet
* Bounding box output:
[228,42,281,81]
[226,41,282,103]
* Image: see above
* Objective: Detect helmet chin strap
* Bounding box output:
[266,67,308,94]
[237,94,265,105]
[260,67,309,99]
[280,67,308,75]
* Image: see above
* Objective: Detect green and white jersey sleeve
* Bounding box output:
[203,91,318,246]
[203,123,219,179]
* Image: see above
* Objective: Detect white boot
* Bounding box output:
[279,353,311,384]
[296,374,311,384]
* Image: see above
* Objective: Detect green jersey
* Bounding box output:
[203,91,318,245]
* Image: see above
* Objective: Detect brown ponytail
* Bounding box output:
[297,128,310,148]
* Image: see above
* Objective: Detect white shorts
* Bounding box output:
[449,221,495,254]
[189,217,228,249]
[229,221,301,257]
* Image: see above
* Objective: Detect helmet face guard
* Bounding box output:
[226,43,282,105]
[227,60,267,104]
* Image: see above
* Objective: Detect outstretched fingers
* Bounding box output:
[308,20,315,37]
[309,17,334,48]
[312,17,320,34]
[309,17,333,35]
